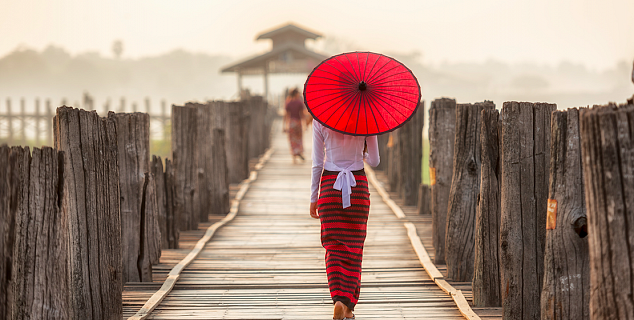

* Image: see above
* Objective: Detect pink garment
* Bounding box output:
[285,99,305,120]
[311,120,380,206]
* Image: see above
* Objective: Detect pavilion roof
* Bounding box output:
[221,41,328,75]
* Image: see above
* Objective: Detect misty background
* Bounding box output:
[1,40,632,111]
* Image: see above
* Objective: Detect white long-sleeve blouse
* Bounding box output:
[311,120,380,207]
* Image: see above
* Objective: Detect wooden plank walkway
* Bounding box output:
[123,126,465,319]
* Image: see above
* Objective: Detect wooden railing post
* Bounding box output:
[445,101,494,281]
[397,101,425,205]
[429,98,456,264]
[473,108,501,307]
[11,147,69,319]
[193,102,213,222]
[0,146,25,319]
[110,112,160,282]
[541,108,589,320]
[580,103,634,320]
[54,107,122,319]
[500,101,555,320]
[211,128,230,215]
[387,130,400,192]
[164,158,179,248]
[171,105,199,230]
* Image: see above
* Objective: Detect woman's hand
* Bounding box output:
[310,202,319,219]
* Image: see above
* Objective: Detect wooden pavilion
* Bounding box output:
[221,23,328,99]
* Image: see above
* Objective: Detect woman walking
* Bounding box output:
[310,121,379,319]
[303,52,421,319]
[283,88,307,163]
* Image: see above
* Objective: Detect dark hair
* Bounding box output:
[289,88,299,98]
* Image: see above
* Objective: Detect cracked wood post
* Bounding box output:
[10,147,69,320]
[54,107,122,319]
[192,102,213,223]
[110,112,160,283]
[153,156,179,249]
[445,101,494,281]
[500,101,555,320]
[473,108,501,307]
[541,108,589,320]
[164,158,180,248]
[429,98,456,264]
[172,105,200,230]
[211,128,230,215]
[398,102,424,205]
[0,146,26,319]
[213,101,250,184]
[580,103,634,320]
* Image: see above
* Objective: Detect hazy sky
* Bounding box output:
[1,0,633,70]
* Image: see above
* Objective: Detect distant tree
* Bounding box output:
[112,40,123,59]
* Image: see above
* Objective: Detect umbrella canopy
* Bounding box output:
[303,51,421,136]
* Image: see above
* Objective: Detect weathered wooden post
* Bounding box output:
[110,112,160,282]
[172,105,200,230]
[580,104,634,320]
[152,156,169,249]
[0,146,25,319]
[397,102,425,205]
[500,101,555,320]
[11,147,69,320]
[429,98,456,264]
[473,108,501,307]
[214,101,250,184]
[211,128,230,215]
[541,108,589,320]
[445,101,494,281]
[417,184,431,215]
[54,107,122,319]
[164,158,179,248]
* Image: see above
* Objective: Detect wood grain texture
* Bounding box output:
[0,146,23,319]
[163,159,179,248]
[473,108,501,307]
[446,101,494,281]
[110,112,158,283]
[429,98,456,264]
[541,108,589,320]
[210,128,230,216]
[191,102,212,223]
[397,102,425,205]
[11,147,68,319]
[151,156,169,250]
[580,103,634,320]
[171,105,200,231]
[499,102,555,320]
[54,107,122,319]
[215,101,250,184]
[387,130,401,193]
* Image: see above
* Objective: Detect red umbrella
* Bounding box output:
[303,51,421,136]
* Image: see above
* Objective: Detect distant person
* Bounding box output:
[283,88,307,163]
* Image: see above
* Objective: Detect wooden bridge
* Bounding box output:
[122,123,494,319]
[2,98,633,320]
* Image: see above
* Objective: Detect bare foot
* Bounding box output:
[333,301,345,319]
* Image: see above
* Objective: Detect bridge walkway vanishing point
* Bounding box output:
[123,125,479,319]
